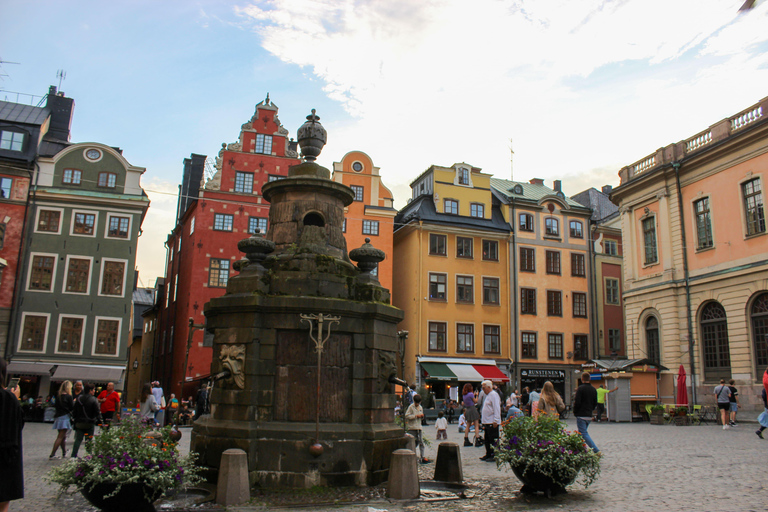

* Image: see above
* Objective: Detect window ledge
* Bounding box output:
[744,231,767,241]
[695,245,715,254]
[543,235,561,241]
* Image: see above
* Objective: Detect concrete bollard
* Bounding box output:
[404,432,416,453]
[216,448,250,506]
[388,449,420,500]
[433,442,463,483]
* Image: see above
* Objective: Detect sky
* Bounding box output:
[2,0,767,286]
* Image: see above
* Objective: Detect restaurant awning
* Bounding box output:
[7,361,54,376]
[52,365,125,383]
[473,364,510,382]
[446,364,484,381]
[420,362,457,381]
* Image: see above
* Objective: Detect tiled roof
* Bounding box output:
[571,188,619,222]
[490,178,585,208]
[0,101,49,125]
[132,287,155,306]
[395,194,510,233]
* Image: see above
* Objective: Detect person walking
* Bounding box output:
[97,382,121,427]
[49,380,73,459]
[529,387,541,419]
[405,394,428,464]
[520,387,530,416]
[0,356,24,512]
[595,384,618,422]
[727,379,740,427]
[573,372,600,454]
[461,383,480,447]
[71,383,101,458]
[714,378,733,430]
[435,411,448,440]
[139,383,159,423]
[479,380,501,462]
[151,381,165,426]
[756,386,768,439]
[72,380,83,400]
[537,381,566,419]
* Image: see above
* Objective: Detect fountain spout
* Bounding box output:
[388,375,407,387]
[212,370,231,381]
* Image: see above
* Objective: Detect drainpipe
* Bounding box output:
[587,219,598,360]
[673,161,697,405]
[511,202,519,389]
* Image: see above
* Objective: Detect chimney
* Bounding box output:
[176,153,206,224]
[529,178,544,186]
[554,180,562,193]
[44,86,75,142]
[602,185,613,195]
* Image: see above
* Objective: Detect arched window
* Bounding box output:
[646,316,660,363]
[701,302,731,381]
[752,293,768,377]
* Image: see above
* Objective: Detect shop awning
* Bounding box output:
[420,362,457,381]
[52,365,125,383]
[473,364,510,382]
[7,361,54,376]
[446,364,484,382]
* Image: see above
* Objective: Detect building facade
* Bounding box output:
[610,96,768,410]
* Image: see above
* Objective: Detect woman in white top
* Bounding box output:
[139,383,158,423]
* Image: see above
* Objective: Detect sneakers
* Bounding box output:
[757,430,764,439]
[729,422,738,427]
[420,457,430,464]
[722,424,730,430]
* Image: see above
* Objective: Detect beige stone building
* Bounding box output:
[611,97,768,411]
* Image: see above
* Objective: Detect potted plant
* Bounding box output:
[494,413,601,497]
[674,406,690,426]
[650,405,665,425]
[47,416,201,512]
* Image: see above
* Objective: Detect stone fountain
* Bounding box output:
[191,110,406,488]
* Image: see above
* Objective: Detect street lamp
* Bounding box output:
[132,358,139,373]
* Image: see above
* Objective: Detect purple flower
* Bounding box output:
[511,435,519,445]
[515,450,522,456]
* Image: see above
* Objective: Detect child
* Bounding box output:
[435,410,448,440]
[405,394,428,464]
[458,409,467,433]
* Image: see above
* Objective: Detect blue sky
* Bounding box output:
[2,0,767,284]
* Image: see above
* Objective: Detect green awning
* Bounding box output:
[420,362,457,381]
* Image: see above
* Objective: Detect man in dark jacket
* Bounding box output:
[71,383,101,458]
[573,372,600,454]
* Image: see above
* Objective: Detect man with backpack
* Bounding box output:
[71,383,102,458]
[714,378,733,430]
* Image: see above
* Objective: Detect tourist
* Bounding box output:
[595,384,618,422]
[505,404,524,420]
[405,394,428,463]
[529,387,541,419]
[727,379,740,427]
[461,383,480,447]
[714,378,733,430]
[446,400,455,424]
[520,387,530,416]
[506,389,519,413]
[0,356,24,511]
[71,383,101,458]
[151,381,165,426]
[167,393,179,423]
[435,410,448,440]
[178,401,193,426]
[49,380,73,459]
[537,381,566,419]
[194,384,208,420]
[139,383,159,423]
[97,382,121,427]
[573,372,600,454]
[458,409,467,433]
[479,380,501,462]
[72,380,83,400]
[756,386,767,439]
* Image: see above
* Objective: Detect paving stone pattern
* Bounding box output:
[15,418,767,512]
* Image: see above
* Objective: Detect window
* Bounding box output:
[98,172,117,188]
[482,240,498,261]
[456,275,473,303]
[73,213,96,235]
[646,316,660,363]
[29,255,54,290]
[483,277,499,305]
[0,177,11,198]
[0,130,24,151]
[520,288,536,315]
[573,292,587,317]
[190,217,195,234]
[642,217,658,264]
[457,324,474,352]
[214,213,233,231]
[362,220,379,235]
[370,264,378,276]
[608,329,621,352]
[249,217,268,234]
[519,213,534,232]
[571,253,585,277]
[101,261,126,296]
[548,333,563,359]
[484,325,500,354]
[108,216,130,238]
[209,259,230,287]
[694,197,713,249]
[62,169,82,185]
[604,240,618,256]
[521,332,537,358]
[58,317,83,353]
[751,293,768,378]
[429,233,446,255]
[20,315,46,351]
[65,258,90,293]
[605,278,620,305]
[470,203,484,218]
[570,220,583,238]
[701,302,731,381]
[268,175,283,182]
[545,250,560,274]
[574,334,588,360]
[235,171,254,193]
[458,167,469,185]
[95,319,119,355]
[456,237,473,258]
[37,210,61,232]
[743,178,766,236]
[547,290,562,316]
[429,273,447,300]
[351,185,364,202]
[444,199,458,215]
[520,247,535,272]
[255,134,272,154]
[428,322,447,351]
[545,217,559,236]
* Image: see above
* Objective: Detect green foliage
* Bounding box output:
[651,405,665,413]
[676,406,689,415]
[495,413,601,489]
[47,416,202,499]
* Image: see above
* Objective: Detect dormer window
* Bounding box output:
[0,131,24,151]
[458,167,470,185]
[255,134,272,154]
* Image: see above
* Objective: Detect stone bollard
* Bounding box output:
[216,448,250,506]
[433,442,463,483]
[388,449,420,500]
[404,432,416,453]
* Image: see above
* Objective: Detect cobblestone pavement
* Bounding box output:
[14,418,766,512]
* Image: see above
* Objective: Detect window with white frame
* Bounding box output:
[0,130,24,151]
[362,220,379,235]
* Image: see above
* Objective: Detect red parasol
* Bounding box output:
[676,364,689,407]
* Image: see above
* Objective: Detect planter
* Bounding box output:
[650,413,665,425]
[512,464,575,497]
[674,416,690,426]
[81,482,161,512]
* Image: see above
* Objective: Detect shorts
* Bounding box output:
[729,402,738,412]
[717,402,730,411]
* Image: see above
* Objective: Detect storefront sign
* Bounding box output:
[521,369,566,379]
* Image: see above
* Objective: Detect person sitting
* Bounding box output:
[177,402,193,426]
[506,404,524,420]
[458,410,467,433]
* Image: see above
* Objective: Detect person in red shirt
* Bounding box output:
[97,382,121,426]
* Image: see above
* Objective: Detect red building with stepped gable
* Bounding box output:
[152,95,300,402]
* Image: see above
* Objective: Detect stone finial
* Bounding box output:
[349,237,385,274]
[297,109,327,162]
[237,229,275,267]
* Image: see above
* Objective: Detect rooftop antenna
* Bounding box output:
[56,69,66,90]
[508,138,515,181]
[0,57,20,81]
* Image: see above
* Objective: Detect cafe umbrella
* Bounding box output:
[676,364,689,407]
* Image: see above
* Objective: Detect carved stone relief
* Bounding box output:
[219,344,246,389]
